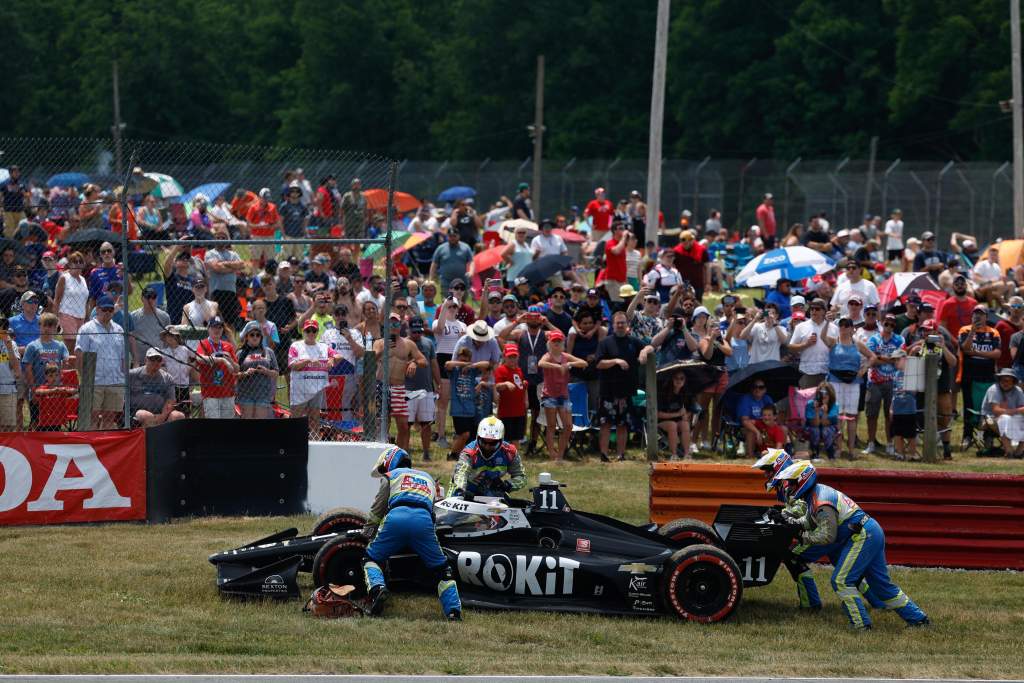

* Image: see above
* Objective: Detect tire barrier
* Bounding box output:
[649,463,1024,570]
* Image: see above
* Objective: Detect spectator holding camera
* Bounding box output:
[788,298,838,388]
[652,307,700,366]
[656,367,693,460]
[741,303,788,363]
[806,381,840,461]
[958,304,1001,449]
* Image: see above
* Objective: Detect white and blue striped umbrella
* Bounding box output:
[735,246,835,287]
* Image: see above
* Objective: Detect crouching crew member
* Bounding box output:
[772,460,929,630]
[451,416,527,498]
[362,445,462,621]
[752,449,822,610]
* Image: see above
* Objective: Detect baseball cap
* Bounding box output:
[692,306,710,318]
[865,303,879,311]
[921,319,937,331]
[514,276,529,287]
[721,295,738,305]
[547,330,565,343]
[921,231,936,240]
[208,316,224,327]
[517,182,530,192]
[96,294,115,309]
[146,347,163,360]
[142,285,158,298]
[954,273,967,282]
[502,293,518,303]
[848,295,863,305]
[408,317,425,332]
[907,295,922,306]
[449,278,466,289]
[790,295,806,307]
[42,250,56,259]
[919,302,935,312]
[963,239,977,250]
[595,186,606,195]
[527,305,543,315]
[587,288,599,297]
[487,290,502,301]
[836,229,850,238]
[973,304,988,313]
[303,319,319,331]
[20,291,39,304]
[314,253,330,264]
[504,343,519,357]
[259,187,272,199]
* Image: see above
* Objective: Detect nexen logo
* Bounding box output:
[456,551,580,596]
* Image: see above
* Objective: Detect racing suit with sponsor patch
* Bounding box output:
[451,440,527,498]
[791,483,927,629]
[362,467,461,617]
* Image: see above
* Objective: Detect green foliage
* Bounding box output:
[0,0,1018,160]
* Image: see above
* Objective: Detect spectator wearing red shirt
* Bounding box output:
[246,188,282,266]
[604,222,630,303]
[194,317,239,418]
[34,364,74,431]
[316,175,340,229]
[672,230,712,300]
[936,275,978,336]
[995,296,1024,368]
[494,344,528,442]
[584,187,614,241]
[756,193,777,249]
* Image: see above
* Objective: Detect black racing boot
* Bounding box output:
[367,585,390,616]
[447,609,462,621]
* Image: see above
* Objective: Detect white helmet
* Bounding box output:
[477,416,505,441]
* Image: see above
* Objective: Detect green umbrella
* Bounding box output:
[362,231,412,259]
[146,172,184,199]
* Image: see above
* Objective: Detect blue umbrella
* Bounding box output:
[46,172,90,188]
[735,246,835,287]
[437,185,476,202]
[180,182,231,205]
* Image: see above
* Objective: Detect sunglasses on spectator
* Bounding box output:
[753,384,766,390]
[451,285,466,291]
[247,331,262,337]
[845,264,857,270]
[883,322,895,328]
[14,272,26,277]
[810,306,825,311]
[848,301,862,306]
[394,304,409,310]
[144,293,157,299]
[100,249,114,254]
[147,356,163,363]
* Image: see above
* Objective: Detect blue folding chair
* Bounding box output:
[567,382,597,459]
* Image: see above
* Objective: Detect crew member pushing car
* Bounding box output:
[451,416,527,498]
[751,449,821,610]
[772,460,929,630]
[362,445,462,620]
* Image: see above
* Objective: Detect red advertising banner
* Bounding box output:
[0,430,146,525]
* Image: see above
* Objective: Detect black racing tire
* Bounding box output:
[661,544,743,623]
[657,518,722,548]
[310,507,369,536]
[311,536,369,597]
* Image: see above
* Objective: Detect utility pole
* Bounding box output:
[1013,0,1024,236]
[863,135,878,219]
[646,0,670,246]
[530,55,545,219]
[112,60,124,178]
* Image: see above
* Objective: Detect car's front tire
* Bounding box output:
[661,544,742,623]
[310,507,369,536]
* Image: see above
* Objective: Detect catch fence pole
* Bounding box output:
[645,360,658,461]
[922,353,939,462]
[379,161,398,442]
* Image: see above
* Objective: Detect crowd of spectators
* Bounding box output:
[3,165,1024,461]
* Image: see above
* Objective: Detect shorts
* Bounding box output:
[406,391,436,424]
[3,212,23,237]
[526,377,541,416]
[437,353,453,380]
[703,370,728,395]
[249,242,277,265]
[890,413,918,439]
[452,415,478,437]
[887,249,902,262]
[386,384,408,418]
[799,373,826,389]
[604,279,624,302]
[293,391,325,413]
[0,392,15,427]
[865,382,893,419]
[501,415,526,442]
[541,395,569,409]
[58,313,84,341]
[236,398,273,407]
[597,397,629,426]
[93,385,125,413]
[203,395,236,418]
[16,376,29,401]
[830,380,860,414]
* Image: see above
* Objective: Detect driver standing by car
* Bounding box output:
[362,445,463,621]
[773,460,929,630]
[451,416,527,498]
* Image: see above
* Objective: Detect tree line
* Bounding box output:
[0,0,1016,161]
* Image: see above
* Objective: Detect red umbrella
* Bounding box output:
[553,228,586,244]
[474,244,507,273]
[877,272,942,307]
[363,189,421,214]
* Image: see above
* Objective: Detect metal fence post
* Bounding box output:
[784,157,801,229]
[936,161,954,235]
[78,351,97,431]
[560,157,576,218]
[737,157,757,228]
[909,171,932,228]
[645,359,658,461]
[954,166,977,235]
[882,159,901,217]
[832,157,850,226]
[922,352,938,462]
[379,160,398,443]
[991,162,1011,234]
[693,156,710,218]
[119,151,135,429]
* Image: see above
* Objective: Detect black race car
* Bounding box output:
[209,477,801,622]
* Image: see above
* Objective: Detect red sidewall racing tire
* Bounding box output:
[312,537,369,596]
[657,518,723,549]
[311,507,369,536]
[662,544,742,623]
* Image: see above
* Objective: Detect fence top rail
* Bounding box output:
[127,238,387,247]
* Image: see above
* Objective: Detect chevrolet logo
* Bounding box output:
[618,562,659,573]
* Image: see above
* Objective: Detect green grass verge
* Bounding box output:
[1,458,1023,676]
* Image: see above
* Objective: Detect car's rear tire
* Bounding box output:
[311,507,368,536]
[657,518,722,548]
[311,536,368,596]
[662,544,742,623]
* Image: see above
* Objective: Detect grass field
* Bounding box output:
[1,458,1023,677]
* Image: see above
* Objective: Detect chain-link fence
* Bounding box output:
[0,137,397,441]
[397,157,1019,247]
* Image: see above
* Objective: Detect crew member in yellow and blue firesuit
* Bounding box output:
[362,445,462,620]
[451,416,527,498]
[772,460,929,630]
[752,449,821,610]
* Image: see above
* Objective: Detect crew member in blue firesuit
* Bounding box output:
[451,416,527,498]
[362,445,462,620]
[772,460,929,630]
[752,449,821,610]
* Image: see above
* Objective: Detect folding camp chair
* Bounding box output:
[966,381,994,452]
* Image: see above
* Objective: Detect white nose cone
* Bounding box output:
[538,472,552,485]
